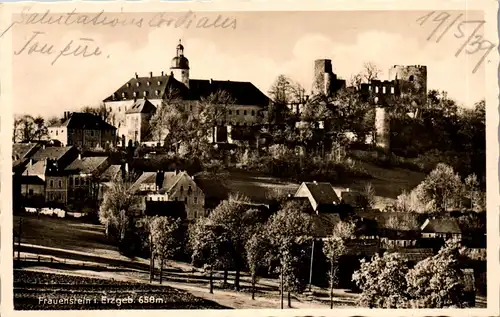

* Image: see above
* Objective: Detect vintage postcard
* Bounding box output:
[0,0,498,316]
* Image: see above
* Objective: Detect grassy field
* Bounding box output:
[14,270,227,310]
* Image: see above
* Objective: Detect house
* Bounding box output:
[132,170,205,220]
[421,217,462,241]
[20,146,79,207]
[125,98,157,146]
[388,248,434,263]
[65,155,110,209]
[103,40,270,146]
[48,112,117,151]
[12,143,42,174]
[294,181,341,214]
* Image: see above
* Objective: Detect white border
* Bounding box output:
[0,1,498,316]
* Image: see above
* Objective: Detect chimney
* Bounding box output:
[155,171,164,191]
[161,71,164,76]
[170,71,174,77]
[210,78,213,85]
[149,71,153,78]
[135,72,139,79]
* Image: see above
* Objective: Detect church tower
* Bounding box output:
[170,39,190,88]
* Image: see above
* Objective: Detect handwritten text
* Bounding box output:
[416,11,495,74]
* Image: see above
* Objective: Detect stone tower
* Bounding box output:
[170,39,190,88]
[388,65,427,106]
[312,59,333,96]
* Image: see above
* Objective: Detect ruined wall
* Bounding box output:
[375,107,390,153]
[312,59,332,95]
[388,65,427,105]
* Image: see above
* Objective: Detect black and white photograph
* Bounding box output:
[2,1,498,314]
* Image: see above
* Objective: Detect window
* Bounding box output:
[184,197,188,203]
[56,131,58,136]
[229,110,232,115]
[69,178,73,186]
[58,180,62,188]
[409,75,414,82]
[49,180,54,188]
[382,86,386,94]
[127,83,131,87]
[190,105,193,111]
[147,81,151,86]
[118,107,121,112]
[133,92,137,97]
[157,81,161,85]
[29,189,34,195]
[244,110,247,115]
[251,110,255,116]
[155,90,160,96]
[236,110,240,115]
[391,87,395,94]
[143,91,148,97]
[136,82,140,87]
[180,186,184,193]
[194,197,198,204]
[91,131,94,137]
[375,87,379,93]
[75,178,79,186]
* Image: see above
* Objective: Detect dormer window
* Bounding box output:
[136,82,140,87]
[155,90,160,96]
[126,83,131,87]
[157,81,161,86]
[133,92,137,97]
[122,92,126,99]
[147,81,151,86]
[112,93,116,100]
[143,91,148,97]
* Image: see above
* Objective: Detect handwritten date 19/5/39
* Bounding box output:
[416,11,495,74]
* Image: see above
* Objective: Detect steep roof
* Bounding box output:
[311,213,342,238]
[421,218,462,234]
[103,74,270,107]
[131,171,185,193]
[50,112,116,130]
[23,161,47,176]
[21,175,45,185]
[125,98,157,114]
[65,156,108,174]
[100,165,122,181]
[31,146,74,163]
[12,143,39,161]
[302,182,341,205]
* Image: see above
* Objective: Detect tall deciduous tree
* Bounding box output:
[323,221,356,308]
[245,222,271,300]
[98,177,139,244]
[13,115,49,143]
[266,200,313,308]
[150,216,182,284]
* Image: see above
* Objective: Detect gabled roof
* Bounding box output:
[65,156,108,174]
[103,74,187,102]
[125,98,157,114]
[21,175,45,185]
[100,165,122,181]
[132,171,185,193]
[23,160,47,176]
[31,146,75,163]
[421,218,462,234]
[50,112,116,130]
[311,213,342,238]
[300,182,341,205]
[103,74,270,107]
[12,143,40,161]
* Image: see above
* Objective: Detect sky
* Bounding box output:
[10,10,488,118]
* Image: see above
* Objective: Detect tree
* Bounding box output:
[150,216,182,284]
[266,200,313,308]
[361,182,376,210]
[414,163,463,212]
[406,242,470,308]
[82,103,114,123]
[385,213,420,231]
[352,252,411,308]
[149,88,186,149]
[392,190,426,213]
[203,194,263,290]
[361,62,381,83]
[13,115,49,143]
[98,177,140,245]
[245,223,271,300]
[323,221,356,308]
[464,174,483,212]
[268,75,304,106]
